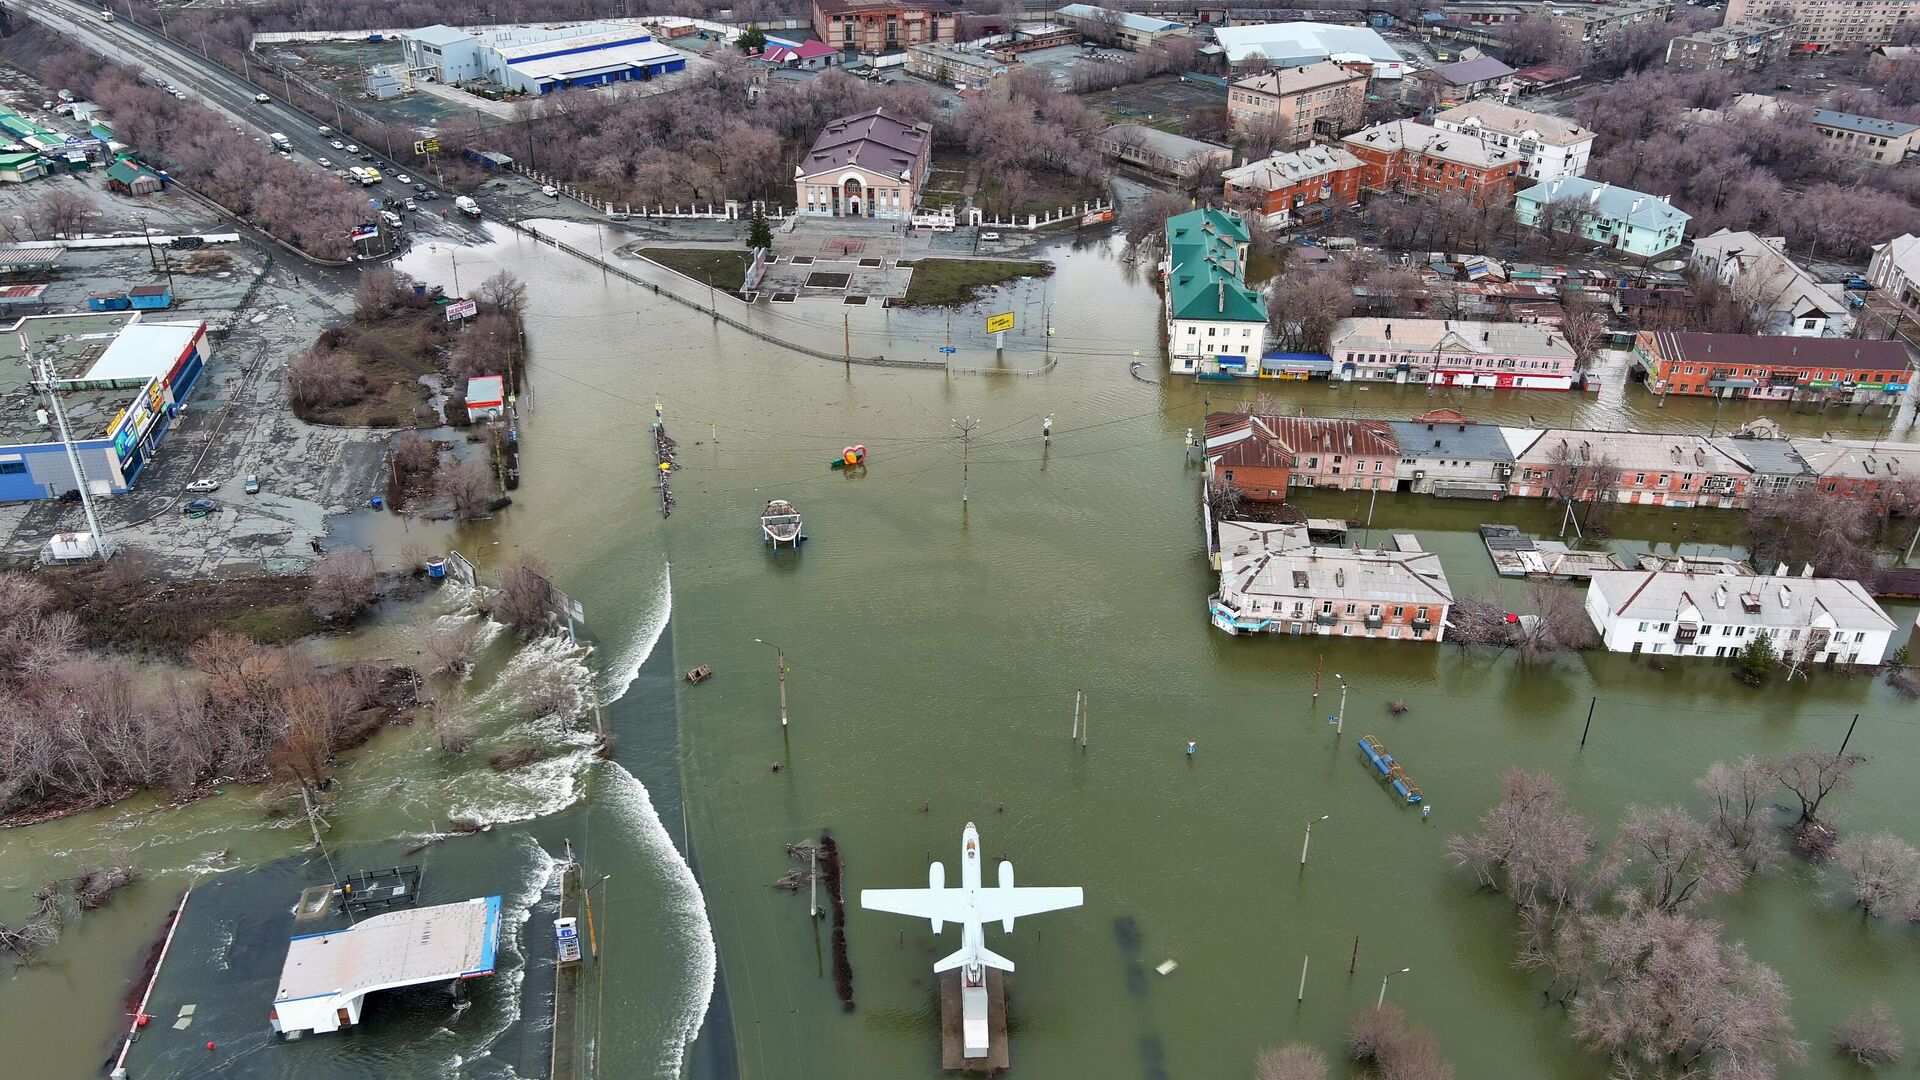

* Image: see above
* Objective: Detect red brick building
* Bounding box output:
[1340,119,1522,205]
[812,0,957,54]
[1220,144,1365,226]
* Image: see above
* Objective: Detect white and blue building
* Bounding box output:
[400,22,687,95]
[0,312,210,502]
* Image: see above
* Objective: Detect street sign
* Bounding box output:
[985,311,1015,335]
[413,137,440,155]
[445,298,479,322]
[938,346,957,355]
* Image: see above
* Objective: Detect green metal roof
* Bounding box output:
[106,158,159,184]
[1166,208,1266,324]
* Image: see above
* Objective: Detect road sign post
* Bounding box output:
[986,311,1014,355]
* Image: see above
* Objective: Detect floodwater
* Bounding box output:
[4,223,1918,1080]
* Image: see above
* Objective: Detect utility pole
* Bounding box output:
[1330,672,1348,735]
[1042,413,1053,445]
[1579,696,1596,749]
[844,311,851,373]
[952,416,978,504]
[31,343,110,562]
[1835,713,1860,762]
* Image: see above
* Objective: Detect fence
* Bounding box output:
[970,199,1115,232]
[509,164,792,221]
[500,220,944,371]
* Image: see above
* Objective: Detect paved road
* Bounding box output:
[26,0,486,254]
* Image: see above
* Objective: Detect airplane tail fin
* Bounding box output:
[935,945,1016,973]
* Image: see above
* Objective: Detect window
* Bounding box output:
[0,462,23,475]
[1345,603,1357,615]
[1393,606,1405,618]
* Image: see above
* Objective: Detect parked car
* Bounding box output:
[331,139,345,149]
[243,474,261,494]
[395,173,412,185]
[541,184,560,198]
[182,498,219,516]
[979,231,1001,242]
[185,478,220,493]
[1844,277,1875,291]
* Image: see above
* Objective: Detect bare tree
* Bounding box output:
[1827,832,1919,917]
[423,617,487,678]
[1834,1001,1905,1067]
[354,270,402,322]
[476,269,529,319]
[1744,487,1880,582]
[1514,581,1598,662]
[392,431,439,487]
[1600,805,1746,912]
[308,548,378,622]
[1255,1044,1327,1080]
[1775,748,1865,828]
[30,190,98,240]
[1346,1003,1454,1079]
[1696,757,1783,873]
[437,460,496,523]
[1267,269,1356,353]
[286,346,364,408]
[490,553,555,640]
[1447,769,1596,908]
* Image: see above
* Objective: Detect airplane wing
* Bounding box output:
[973,886,1083,923]
[860,888,968,924]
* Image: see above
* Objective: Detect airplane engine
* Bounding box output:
[928,862,946,933]
[999,861,1016,932]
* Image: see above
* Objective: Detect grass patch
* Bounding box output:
[38,565,327,657]
[896,258,1054,307]
[298,305,444,427]
[642,247,751,292]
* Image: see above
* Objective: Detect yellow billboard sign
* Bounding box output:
[985,311,1015,335]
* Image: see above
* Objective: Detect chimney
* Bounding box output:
[1335,567,1346,588]
[1800,563,1814,578]
[1385,322,1392,340]
[1218,280,1225,313]
[1714,583,1727,608]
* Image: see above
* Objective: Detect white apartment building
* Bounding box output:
[1688,229,1851,336]
[1584,570,1895,664]
[1430,100,1593,181]
[1723,0,1919,49]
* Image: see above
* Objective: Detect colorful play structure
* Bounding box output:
[830,444,867,470]
[1357,736,1423,804]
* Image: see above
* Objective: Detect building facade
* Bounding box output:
[1809,108,1920,165]
[1431,100,1593,181]
[1204,412,1400,492]
[1515,176,1690,259]
[1636,331,1913,402]
[794,107,933,220]
[400,22,686,93]
[1791,438,1920,505]
[1095,125,1233,182]
[1163,209,1268,376]
[1342,120,1522,205]
[1510,430,1751,508]
[1328,316,1581,389]
[1722,0,1918,49]
[1226,61,1369,145]
[1664,18,1793,69]
[1403,55,1515,108]
[1867,232,1920,313]
[1687,229,1850,336]
[814,0,957,54]
[1214,22,1407,78]
[1210,543,1453,641]
[1386,410,1516,497]
[1052,4,1186,49]
[1585,570,1895,665]
[905,43,1007,90]
[1221,144,1366,226]
[1546,0,1675,63]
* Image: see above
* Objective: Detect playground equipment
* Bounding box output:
[1357,736,1423,804]
[830,444,868,470]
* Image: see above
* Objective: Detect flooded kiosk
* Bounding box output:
[270,896,503,1037]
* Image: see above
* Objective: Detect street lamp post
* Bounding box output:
[1300,814,1329,866]
[754,638,788,727]
[1378,966,1411,1008]
[1331,673,1348,735]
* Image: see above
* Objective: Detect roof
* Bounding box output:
[105,158,160,185]
[0,246,63,269]
[465,374,506,404]
[1431,100,1589,145]
[506,38,683,80]
[1099,124,1230,164]
[1587,570,1895,632]
[1645,331,1911,373]
[1054,4,1183,34]
[81,321,201,384]
[1674,18,1791,43]
[1810,108,1919,138]
[765,38,837,61]
[1222,144,1364,192]
[1712,437,1812,478]
[1387,419,1517,462]
[1231,60,1366,97]
[1329,317,1575,360]
[273,897,502,1016]
[1343,120,1515,170]
[797,107,931,181]
[1425,55,1514,85]
[1789,436,1920,481]
[1515,429,1749,474]
[1223,546,1454,605]
[1213,23,1402,68]
[1514,63,1578,84]
[1517,177,1690,232]
[1166,209,1266,324]
[1208,412,1399,458]
[404,24,475,48]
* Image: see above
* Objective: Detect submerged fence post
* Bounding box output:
[1298,954,1309,1002]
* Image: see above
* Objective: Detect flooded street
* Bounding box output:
[4,223,1917,1079]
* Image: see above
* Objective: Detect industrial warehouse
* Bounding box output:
[399,22,688,95]
[0,311,210,501]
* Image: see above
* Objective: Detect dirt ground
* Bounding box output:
[1081,74,1228,135]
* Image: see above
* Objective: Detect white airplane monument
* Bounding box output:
[861,822,1083,1061]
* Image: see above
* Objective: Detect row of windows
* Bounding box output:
[1249,600,1433,619]
[1673,365,1872,380]
[1183,326,1255,336]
